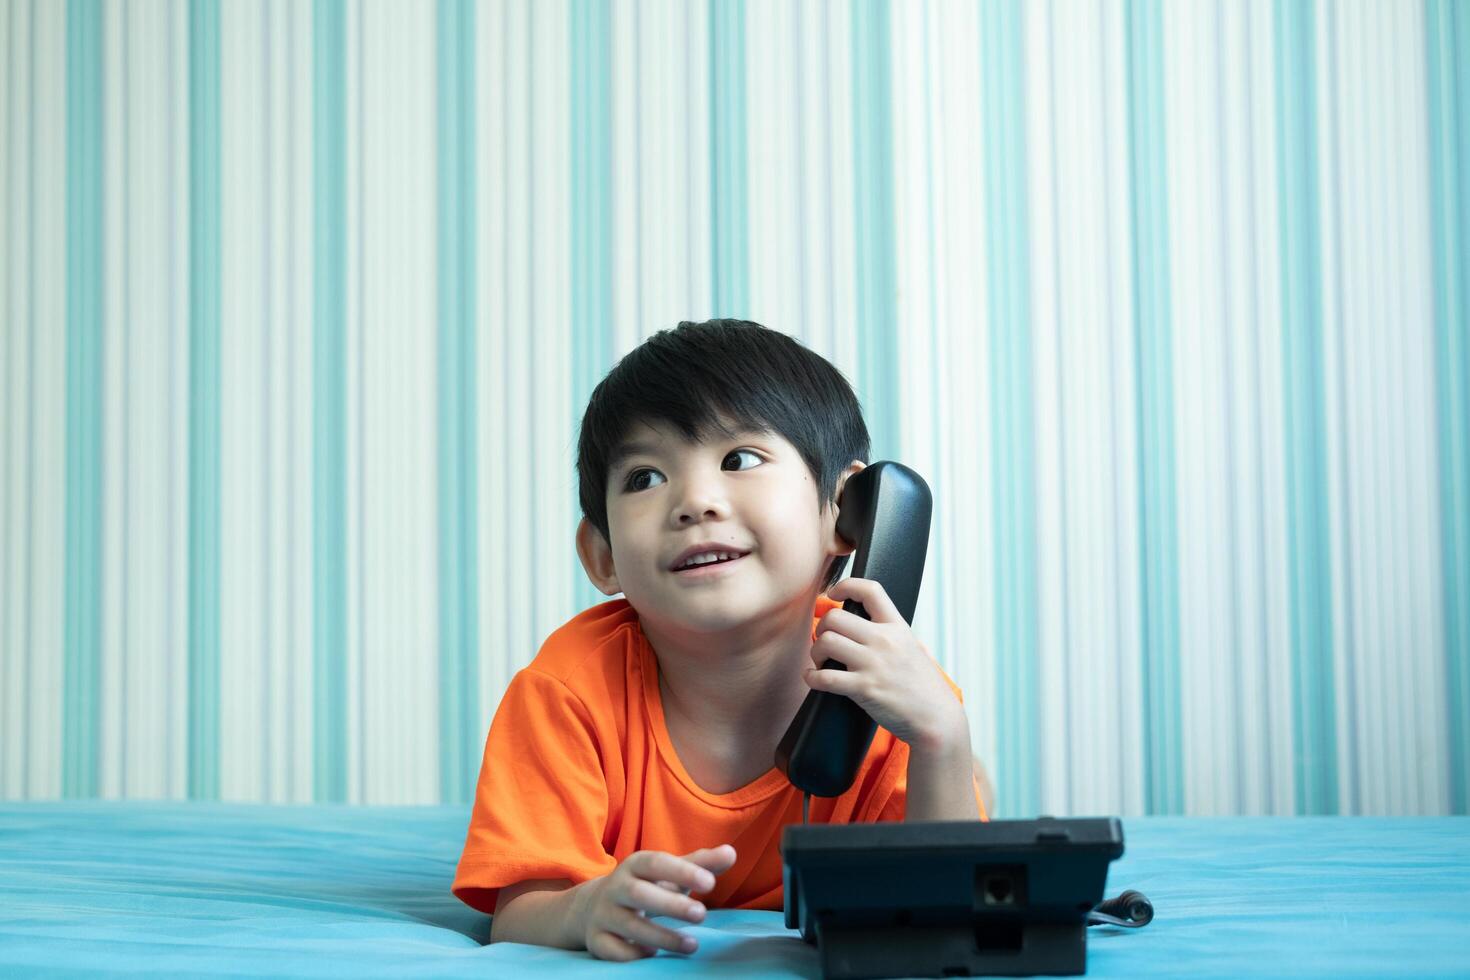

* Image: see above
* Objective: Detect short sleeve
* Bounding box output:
[451,669,619,914]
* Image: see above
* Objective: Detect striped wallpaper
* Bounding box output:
[1,0,1466,818]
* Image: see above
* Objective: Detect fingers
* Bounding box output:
[809,628,869,671]
[683,843,738,877]
[826,577,903,623]
[629,850,721,895]
[619,877,708,924]
[586,847,737,961]
[805,663,863,698]
[588,911,696,960]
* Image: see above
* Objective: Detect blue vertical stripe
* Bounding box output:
[63,0,104,799]
[1124,0,1184,815]
[1272,0,1338,815]
[437,0,481,806]
[571,0,614,615]
[312,0,348,804]
[981,0,1040,820]
[850,0,899,462]
[709,0,748,317]
[187,0,221,801]
[1425,0,1470,816]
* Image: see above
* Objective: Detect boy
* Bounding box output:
[452,320,991,960]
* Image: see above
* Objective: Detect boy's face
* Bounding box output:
[576,416,862,634]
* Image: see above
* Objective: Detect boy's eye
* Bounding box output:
[720,449,758,470]
[623,449,763,493]
[623,470,664,493]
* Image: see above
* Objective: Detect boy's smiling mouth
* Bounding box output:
[668,543,751,576]
[670,553,747,578]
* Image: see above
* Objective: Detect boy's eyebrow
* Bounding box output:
[608,440,662,473]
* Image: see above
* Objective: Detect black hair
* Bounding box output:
[576,319,871,593]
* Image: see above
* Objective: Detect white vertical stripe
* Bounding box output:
[407,0,439,804]
[475,0,508,733]
[1220,0,1268,815]
[128,0,174,799]
[1051,0,1115,814]
[609,0,637,351]
[929,0,994,774]
[921,0,996,764]
[360,0,384,803]
[360,0,439,804]
[1324,0,1348,814]
[1024,0,1067,816]
[1337,0,1371,814]
[0,0,26,798]
[1101,0,1144,817]
[501,0,532,722]
[683,0,712,324]
[1170,0,1235,815]
[1358,0,1390,815]
[631,0,696,337]
[795,0,830,357]
[1165,0,1197,814]
[1244,0,1295,815]
[263,0,291,803]
[219,0,266,802]
[344,0,364,804]
[746,0,800,334]
[168,0,191,800]
[1394,0,1446,816]
[101,0,126,800]
[824,0,856,372]
[1380,0,1412,815]
[1345,0,1386,815]
[288,0,315,803]
[30,0,67,800]
[531,0,573,648]
[888,0,928,599]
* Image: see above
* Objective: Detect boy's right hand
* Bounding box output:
[576,844,737,961]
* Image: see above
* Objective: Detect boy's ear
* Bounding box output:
[824,460,867,557]
[576,517,623,596]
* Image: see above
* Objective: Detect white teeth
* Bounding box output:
[678,551,740,569]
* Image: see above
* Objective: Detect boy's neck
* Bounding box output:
[640,591,820,742]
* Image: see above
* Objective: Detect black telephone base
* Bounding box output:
[781,818,1124,980]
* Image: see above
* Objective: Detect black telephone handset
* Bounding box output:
[774,461,933,798]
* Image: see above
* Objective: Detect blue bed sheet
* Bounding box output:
[1,802,1466,977]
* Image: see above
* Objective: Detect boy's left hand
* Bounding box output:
[805,577,968,754]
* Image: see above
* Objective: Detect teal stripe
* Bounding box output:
[63,0,104,799]
[1425,0,1470,815]
[1124,0,1183,815]
[982,0,1040,820]
[437,0,481,806]
[187,0,221,801]
[1272,0,1337,815]
[850,0,899,461]
[709,0,748,317]
[312,0,348,804]
[571,0,614,615]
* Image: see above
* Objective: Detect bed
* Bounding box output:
[1,802,1465,977]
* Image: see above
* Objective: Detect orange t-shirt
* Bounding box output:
[451,594,988,914]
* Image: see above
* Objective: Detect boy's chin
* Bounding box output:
[650,584,814,632]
